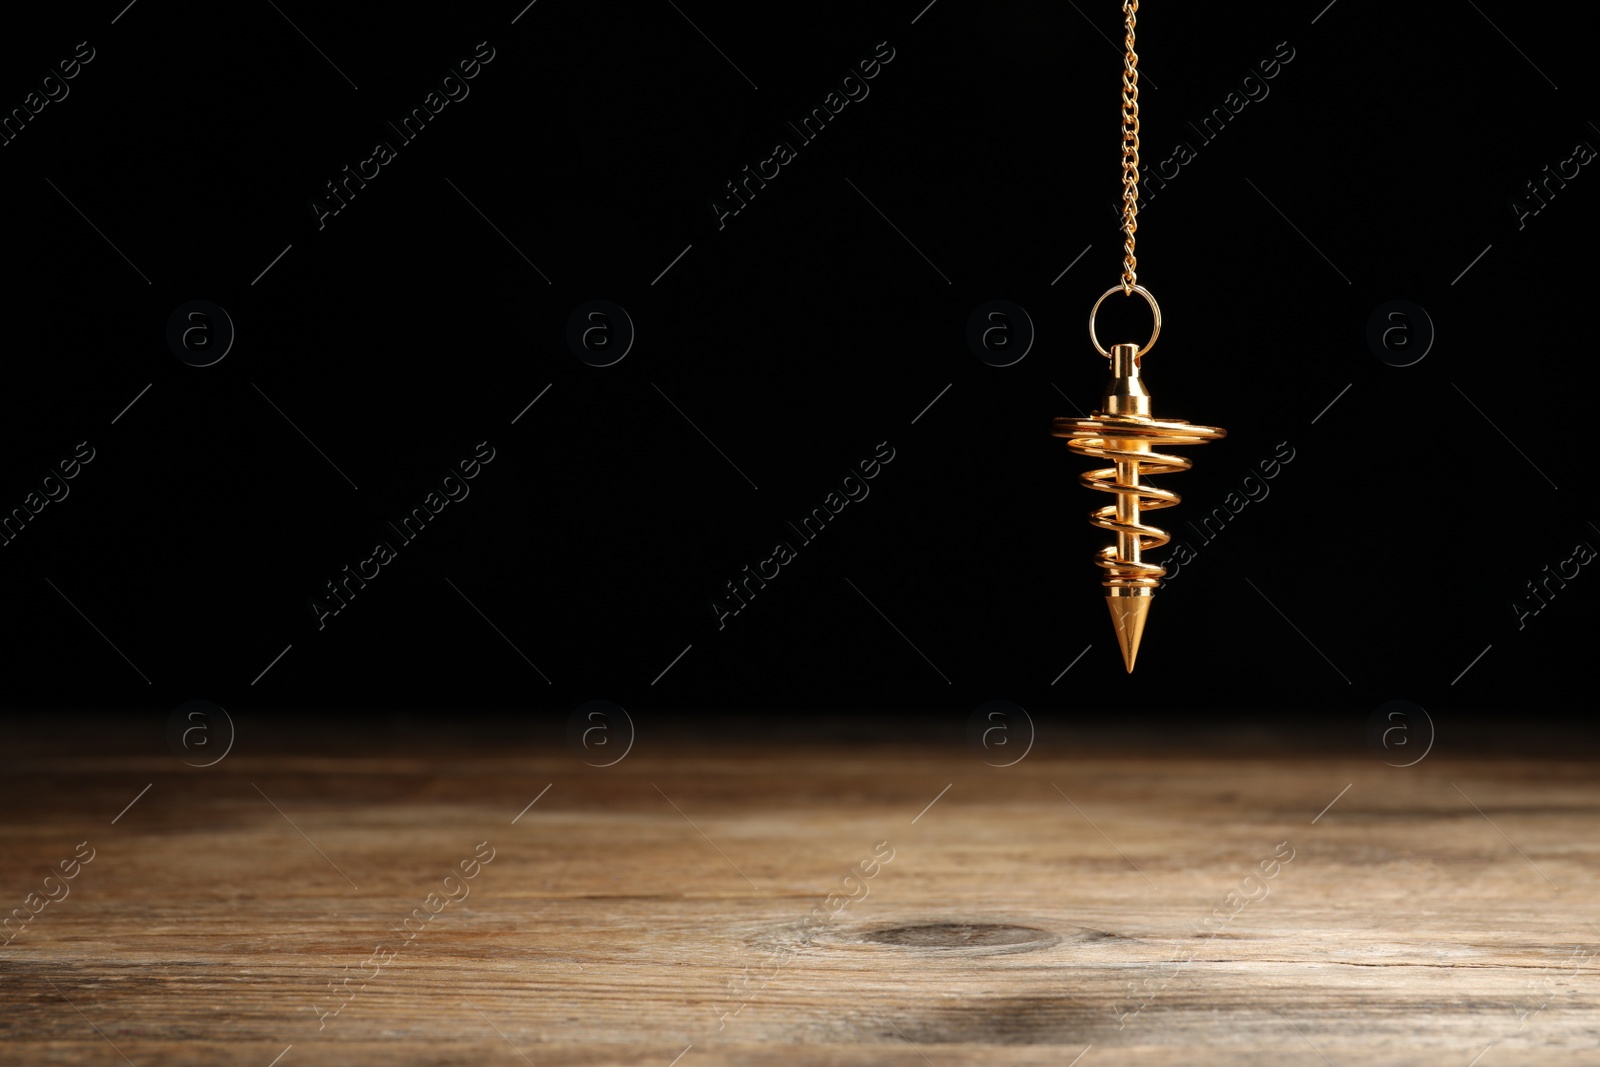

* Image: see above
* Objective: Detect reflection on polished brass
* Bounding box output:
[1053,341,1223,672]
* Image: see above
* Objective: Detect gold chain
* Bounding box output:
[1120,0,1140,294]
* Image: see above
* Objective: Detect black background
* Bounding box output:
[1,0,1593,731]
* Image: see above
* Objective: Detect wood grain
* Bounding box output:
[1,735,1597,1065]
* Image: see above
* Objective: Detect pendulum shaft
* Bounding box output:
[1113,454,1139,563]
[1104,343,1153,673]
[1115,452,1140,565]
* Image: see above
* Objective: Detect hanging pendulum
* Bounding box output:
[1051,0,1225,672]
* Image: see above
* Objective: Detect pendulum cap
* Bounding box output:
[1105,594,1151,673]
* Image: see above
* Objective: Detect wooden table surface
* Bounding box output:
[2,729,1597,1065]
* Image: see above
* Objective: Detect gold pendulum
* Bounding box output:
[1051,0,1225,673]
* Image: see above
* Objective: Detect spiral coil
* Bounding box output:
[1052,413,1223,590]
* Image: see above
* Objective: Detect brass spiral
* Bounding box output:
[1052,340,1223,672]
[1051,413,1222,590]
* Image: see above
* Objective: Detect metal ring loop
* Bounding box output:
[1088,284,1161,358]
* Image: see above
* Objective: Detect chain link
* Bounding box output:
[1120,0,1140,294]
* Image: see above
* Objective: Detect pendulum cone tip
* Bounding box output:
[1105,595,1151,673]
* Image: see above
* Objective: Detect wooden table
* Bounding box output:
[2,723,1597,1065]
